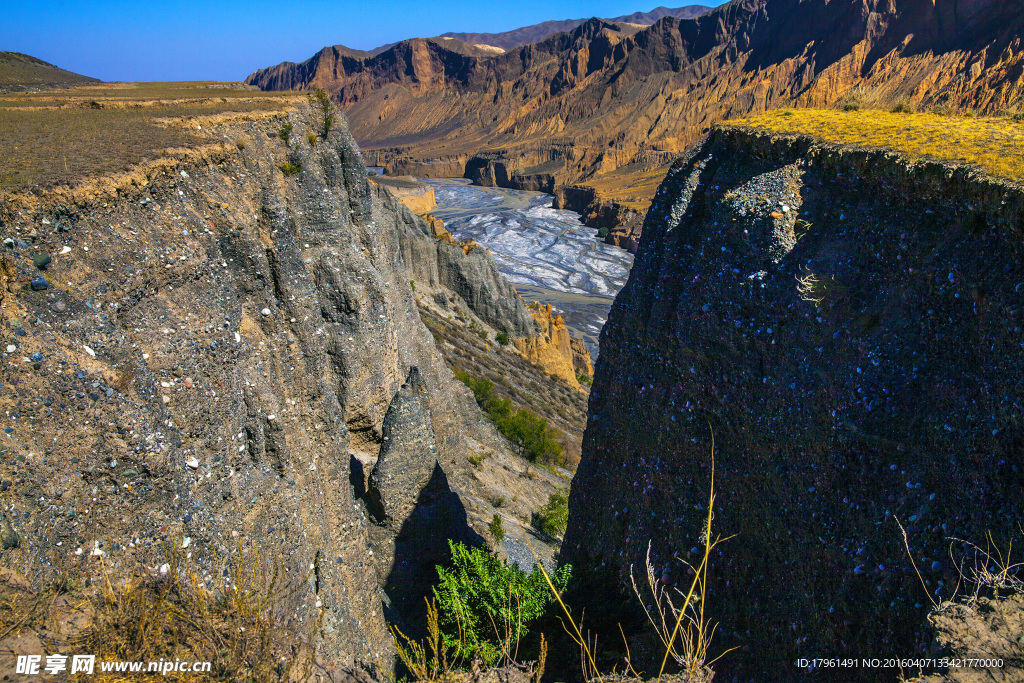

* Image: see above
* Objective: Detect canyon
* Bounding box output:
[247,0,1024,243]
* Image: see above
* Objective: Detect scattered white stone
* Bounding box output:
[235,332,241,343]
[143,353,150,360]
[261,308,271,316]
[160,563,170,574]
[180,170,190,178]
[162,395,171,404]
[83,345,96,357]
[182,537,192,549]
[186,456,199,469]
[267,414,276,421]
[60,246,72,255]
[5,345,15,353]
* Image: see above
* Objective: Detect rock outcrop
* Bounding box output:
[248,0,1024,233]
[513,303,590,389]
[369,175,436,214]
[562,126,1024,679]
[0,104,561,676]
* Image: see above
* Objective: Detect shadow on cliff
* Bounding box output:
[380,462,484,643]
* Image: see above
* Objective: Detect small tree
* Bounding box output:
[308,88,335,140]
[489,514,505,544]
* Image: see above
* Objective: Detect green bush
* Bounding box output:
[891,102,915,114]
[576,373,593,387]
[433,541,571,666]
[534,492,569,538]
[1014,113,1024,123]
[455,370,564,465]
[489,514,505,544]
[306,132,317,146]
[279,161,301,177]
[308,88,335,140]
[277,122,293,146]
[597,226,610,238]
[843,101,860,111]
[496,332,510,346]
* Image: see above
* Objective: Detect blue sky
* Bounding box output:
[1,1,728,82]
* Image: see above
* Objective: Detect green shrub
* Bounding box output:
[455,370,565,465]
[433,541,571,666]
[534,492,569,538]
[496,332,510,346]
[306,132,317,146]
[277,122,293,145]
[576,374,593,387]
[308,88,335,140]
[1014,113,1024,123]
[489,514,505,544]
[843,101,860,111]
[279,161,301,177]
[891,102,915,114]
[597,226,610,238]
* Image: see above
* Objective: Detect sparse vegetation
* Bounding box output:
[1,546,309,681]
[430,540,570,667]
[279,160,301,176]
[306,132,317,146]
[277,122,293,146]
[455,370,565,466]
[307,88,335,140]
[597,226,610,238]
[533,491,569,538]
[496,332,510,346]
[891,101,915,114]
[0,82,297,191]
[725,108,1024,182]
[576,373,593,388]
[843,101,861,111]
[489,514,506,544]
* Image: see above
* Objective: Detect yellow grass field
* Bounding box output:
[723,109,1024,183]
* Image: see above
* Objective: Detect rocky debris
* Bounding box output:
[0,103,561,676]
[563,127,1024,679]
[914,593,1024,682]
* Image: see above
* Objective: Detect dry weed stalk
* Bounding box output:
[530,427,732,683]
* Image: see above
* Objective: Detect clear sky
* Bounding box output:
[1,1,728,83]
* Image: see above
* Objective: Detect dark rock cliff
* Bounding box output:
[0,106,551,677]
[562,127,1024,679]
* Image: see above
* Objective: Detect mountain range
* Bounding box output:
[246,0,1024,249]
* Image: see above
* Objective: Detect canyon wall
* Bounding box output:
[562,126,1024,679]
[0,107,561,676]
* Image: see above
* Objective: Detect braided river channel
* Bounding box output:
[421,178,634,358]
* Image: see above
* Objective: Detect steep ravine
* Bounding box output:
[0,107,565,676]
[562,127,1024,680]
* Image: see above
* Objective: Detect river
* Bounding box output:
[421,178,634,357]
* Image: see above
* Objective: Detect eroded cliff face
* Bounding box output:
[0,107,560,676]
[562,128,1024,679]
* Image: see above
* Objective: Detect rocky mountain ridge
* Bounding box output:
[248,0,1024,242]
[561,123,1024,680]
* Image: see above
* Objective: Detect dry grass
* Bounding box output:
[1,547,310,682]
[723,108,1024,182]
[0,82,298,191]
